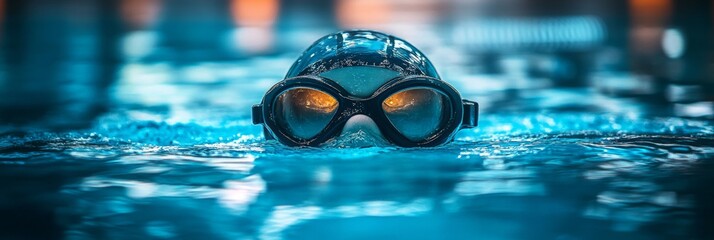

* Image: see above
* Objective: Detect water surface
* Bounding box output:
[1,60,714,240]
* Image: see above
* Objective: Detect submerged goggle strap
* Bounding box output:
[461,100,479,128]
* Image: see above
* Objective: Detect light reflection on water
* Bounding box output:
[2,116,712,239]
[1,59,714,239]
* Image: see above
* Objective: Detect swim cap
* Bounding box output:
[285,30,440,79]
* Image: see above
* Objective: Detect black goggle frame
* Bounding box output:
[252,75,478,147]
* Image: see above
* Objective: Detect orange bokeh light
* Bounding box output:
[336,0,391,29]
[120,0,162,30]
[629,0,672,55]
[230,0,279,27]
[630,0,671,26]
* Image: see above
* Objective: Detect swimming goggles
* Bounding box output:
[252,75,478,147]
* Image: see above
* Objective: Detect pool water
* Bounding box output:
[1,58,714,240]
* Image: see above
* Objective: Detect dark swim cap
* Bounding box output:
[285,30,440,79]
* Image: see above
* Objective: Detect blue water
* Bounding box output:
[2,58,714,240]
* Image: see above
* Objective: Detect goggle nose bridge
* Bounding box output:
[342,97,373,114]
[334,99,378,121]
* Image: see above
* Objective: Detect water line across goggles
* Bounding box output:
[252,75,478,147]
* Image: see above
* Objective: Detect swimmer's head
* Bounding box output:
[253,30,478,147]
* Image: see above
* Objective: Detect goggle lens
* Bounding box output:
[382,88,448,141]
[274,88,339,140]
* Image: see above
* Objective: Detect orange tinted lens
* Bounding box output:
[274,88,339,140]
[382,88,447,141]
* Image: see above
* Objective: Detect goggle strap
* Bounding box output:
[252,104,275,140]
[461,100,479,128]
[252,104,263,124]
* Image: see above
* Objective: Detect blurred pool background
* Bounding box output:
[1,0,714,239]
